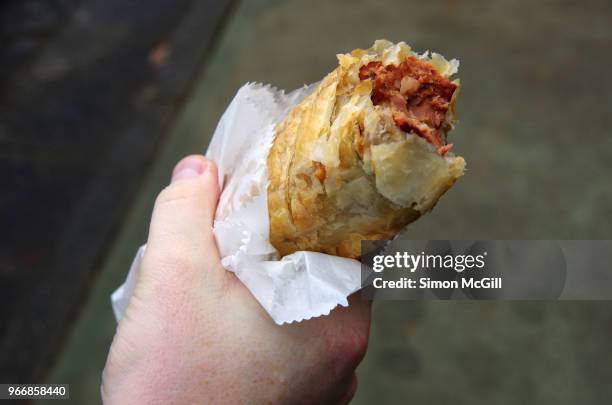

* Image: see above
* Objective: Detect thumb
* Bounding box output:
[105,156,224,386]
[139,155,224,292]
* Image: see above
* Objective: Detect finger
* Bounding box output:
[348,292,373,310]
[315,293,371,377]
[333,293,373,327]
[336,373,358,405]
[143,155,223,283]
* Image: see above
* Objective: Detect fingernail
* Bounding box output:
[172,157,207,182]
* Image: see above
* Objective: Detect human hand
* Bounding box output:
[101,155,371,404]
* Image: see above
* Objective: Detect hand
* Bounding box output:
[101,155,371,404]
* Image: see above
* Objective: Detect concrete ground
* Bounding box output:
[43,0,612,403]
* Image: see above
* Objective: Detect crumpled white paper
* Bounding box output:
[112,83,362,325]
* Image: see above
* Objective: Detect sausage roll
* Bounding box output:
[267,40,465,259]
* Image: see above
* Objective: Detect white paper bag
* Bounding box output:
[112,83,362,325]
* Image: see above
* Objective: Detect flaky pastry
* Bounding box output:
[268,40,465,258]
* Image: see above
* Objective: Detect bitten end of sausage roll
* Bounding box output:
[268,40,465,259]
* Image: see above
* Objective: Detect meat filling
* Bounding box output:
[359,57,457,155]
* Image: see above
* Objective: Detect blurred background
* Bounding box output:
[2,0,612,403]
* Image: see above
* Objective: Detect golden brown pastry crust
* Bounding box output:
[267,40,465,259]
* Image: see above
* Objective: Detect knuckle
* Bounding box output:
[146,247,196,278]
[332,323,370,372]
[155,181,203,207]
[139,250,203,312]
[344,326,370,365]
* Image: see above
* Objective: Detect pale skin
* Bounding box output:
[101,155,372,404]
